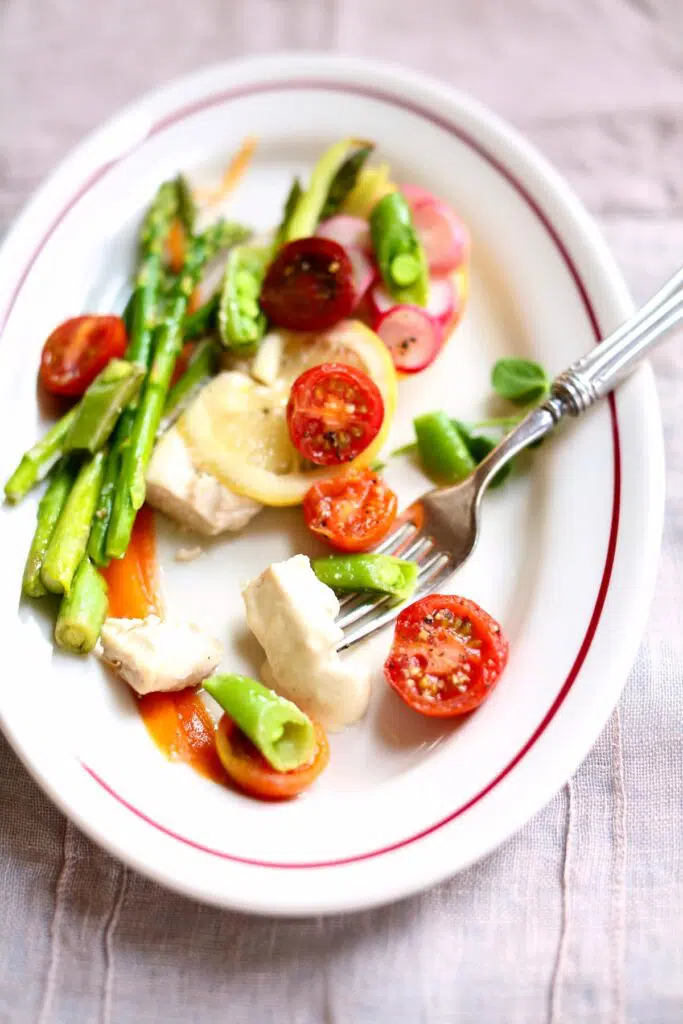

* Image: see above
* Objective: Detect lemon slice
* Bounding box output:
[177,320,398,506]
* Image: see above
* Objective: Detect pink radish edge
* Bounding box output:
[374,305,443,374]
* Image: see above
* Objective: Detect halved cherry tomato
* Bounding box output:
[39,315,127,396]
[303,470,398,551]
[215,715,329,800]
[260,237,355,331]
[287,362,384,466]
[384,595,509,717]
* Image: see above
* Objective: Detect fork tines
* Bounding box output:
[335,519,454,651]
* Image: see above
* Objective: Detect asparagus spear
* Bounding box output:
[54,556,108,654]
[160,338,220,431]
[107,219,250,558]
[41,451,106,595]
[89,183,180,564]
[4,406,79,504]
[64,359,145,454]
[22,458,77,598]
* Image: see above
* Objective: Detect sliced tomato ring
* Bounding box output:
[303,469,398,551]
[215,715,329,800]
[384,595,509,717]
[375,305,442,374]
[411,199,470,274]
[260,236,356,331]
[39,315,127,396]
[287,362,384,466]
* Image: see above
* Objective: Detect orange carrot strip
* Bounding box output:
[194,136,258,206]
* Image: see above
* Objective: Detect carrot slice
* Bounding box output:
[101,505,161,619]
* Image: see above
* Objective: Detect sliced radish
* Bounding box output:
[347,246,375,309]
[367,275,455,329]
[316,215,371,252]
[400,183,439,207]
[425,276,456,327]
[411,199,469,273]
[375,306,442,374]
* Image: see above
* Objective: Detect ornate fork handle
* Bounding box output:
[474,266,683,493]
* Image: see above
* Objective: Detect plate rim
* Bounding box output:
[0,53,664,915]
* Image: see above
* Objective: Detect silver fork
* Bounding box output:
[337,266,683,651]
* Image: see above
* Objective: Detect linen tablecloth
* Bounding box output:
[1,2,682,1020]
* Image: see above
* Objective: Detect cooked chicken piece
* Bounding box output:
[242,554,371,731]
[146,427,261,536]
[99,616,222,695]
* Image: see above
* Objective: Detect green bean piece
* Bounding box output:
[218,245,270,349]
[54,556,108,654]
[183,294,219,339]
[22,458,77,598]
[203,674,317,773]
[370,191,429,306]
[312,554,418,602]
[285,138,371,241]
[161,339,220,430]
[414,410,476,483]
[320,144,374,221]
[64,360,145,454]
[41,451,106,595]
[4,405,80,504]
[274,178,303,249]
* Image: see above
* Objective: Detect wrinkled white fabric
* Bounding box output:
[1,1,682,1021]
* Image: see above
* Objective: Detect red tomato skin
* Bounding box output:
[384,595,509,718]
[303,471,398,551]
[287,362,384,466]
[39,315,127,396]
[260,237,356,331]
[215,716,329,800]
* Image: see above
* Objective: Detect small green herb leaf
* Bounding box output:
[491,358,549,404]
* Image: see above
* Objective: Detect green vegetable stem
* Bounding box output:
[312,554,418,602]
[161,339,220,430]
[106,219,250,559]
[370,191,429,306]
[4,405,80,504]
[82,182,180,564]
[54,556,108,654]
[22,457,77,598]
[183,294,219,340]
[64,360,145,454]
[203,674,317,772]
[274,179,303,250]
[41,451,106,595]
[218,245,270,349]
[320,143,374,221]
[285,138,373,241]
[414,410,476,483]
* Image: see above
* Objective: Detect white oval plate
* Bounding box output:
[0,55,664,916]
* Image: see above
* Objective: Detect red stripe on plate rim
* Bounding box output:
[0,77,621,870]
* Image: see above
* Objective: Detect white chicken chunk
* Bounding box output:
[99,616,223,695]
[242,554,371,731]
[146,427,261,536]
